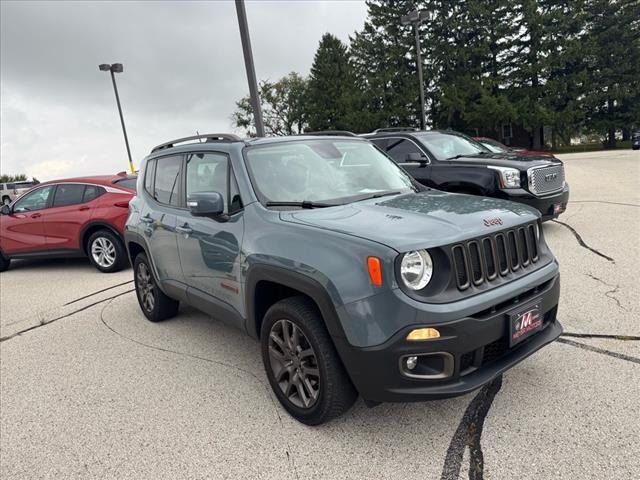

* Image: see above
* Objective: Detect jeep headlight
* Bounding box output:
[400,250,433,290]
[488,166,521,188]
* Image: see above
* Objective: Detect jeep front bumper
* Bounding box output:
[332,271,561,403]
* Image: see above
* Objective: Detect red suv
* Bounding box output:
[0,174,136,273]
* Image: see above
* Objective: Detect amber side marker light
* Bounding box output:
[406,328,441,341]
[367,256,383,287]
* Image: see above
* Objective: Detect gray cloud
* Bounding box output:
[0,0,366,180]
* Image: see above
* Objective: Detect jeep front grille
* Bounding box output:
[528,164,565,195]
[451,223,540,291]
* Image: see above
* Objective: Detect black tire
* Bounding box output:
[0,254,10,272]
[86,229,127,273]
[261,296,357,425]
[133,252,179,322]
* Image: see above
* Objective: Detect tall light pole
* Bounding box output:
[99,63,135,174]
[401,10,430,130]
[235,0,265,137]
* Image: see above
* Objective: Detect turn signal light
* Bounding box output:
[406,328,440,341]
[367,256,383,287]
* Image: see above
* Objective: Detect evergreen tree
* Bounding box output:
[349,0,421,132]
[305,33,356,131]
[581,0,640,147]
[427,0,519,134]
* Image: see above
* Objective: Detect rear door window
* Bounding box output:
[52,184,86,207]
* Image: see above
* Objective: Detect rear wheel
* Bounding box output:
[261,296,357,425]
[134,252,179,322]
[87,230,127,273]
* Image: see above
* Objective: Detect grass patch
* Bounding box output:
[552,141,632,154]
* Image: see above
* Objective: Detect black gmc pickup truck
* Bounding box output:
[365,129,569,221]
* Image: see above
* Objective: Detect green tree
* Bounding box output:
[581,0,640,147]
[349,0,421,132]
[305,33,357,131]
[232,72,308,136]
[0,174,28,183]
[427,0,519,133]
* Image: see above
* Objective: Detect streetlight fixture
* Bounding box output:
[99,63,135,174]
[401,10,430,130]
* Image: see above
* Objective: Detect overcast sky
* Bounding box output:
[0,0,367,181]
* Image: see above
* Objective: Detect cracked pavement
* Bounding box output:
[1,150,639,479]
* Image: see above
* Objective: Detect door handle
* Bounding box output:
[141,215,154,224]
[30,213,41,219]
[176,224,193,235]
[78,206,90,211]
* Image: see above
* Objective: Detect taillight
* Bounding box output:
[114,201,130,208]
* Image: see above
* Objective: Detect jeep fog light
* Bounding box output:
[406,356,418,370]
[407,327,440,341]
[400,250,433,290]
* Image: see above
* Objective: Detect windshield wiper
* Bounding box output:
[265,201,338,209]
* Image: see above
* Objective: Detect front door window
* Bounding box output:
[13,186,54,212]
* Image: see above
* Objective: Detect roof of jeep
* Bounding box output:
[148,133,368,156]
[245,135,366,145]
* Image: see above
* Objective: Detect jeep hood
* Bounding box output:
[279,190,539,252]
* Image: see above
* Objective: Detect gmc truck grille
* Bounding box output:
[528,165,565,195]
[451,223,540,290]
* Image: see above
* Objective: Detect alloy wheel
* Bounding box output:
[268,319,320,409]
[91,237,116,268]
[136,262,155,312]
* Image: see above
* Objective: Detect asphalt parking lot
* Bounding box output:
[1,149,638,479]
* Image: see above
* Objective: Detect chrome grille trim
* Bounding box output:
[452,223,541,291]
[527,164,565,196]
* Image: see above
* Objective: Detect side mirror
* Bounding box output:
[406,152,428,163]
[187,192,226,220]
[0,205,10,215]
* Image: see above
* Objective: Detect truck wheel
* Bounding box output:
[261,296,357,425]
[0,254,10,272]
[133,252,179,322]
[87,230,127,273]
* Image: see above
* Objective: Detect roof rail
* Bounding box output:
[304,130,358,137]
[372,127,418,133]
[151,133,242,153]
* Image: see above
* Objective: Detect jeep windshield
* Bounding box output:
[244,139,416,207]
[414,132,490,161]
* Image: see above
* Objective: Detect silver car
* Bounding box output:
[0,181,37,205]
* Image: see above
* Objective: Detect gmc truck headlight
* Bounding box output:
[400,250,433,290]
[488,166,521,188]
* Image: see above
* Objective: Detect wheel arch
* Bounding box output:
[80,222,124,255]
[245,264,347,343]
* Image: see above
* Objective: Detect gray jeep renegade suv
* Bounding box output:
[125,133,562,425]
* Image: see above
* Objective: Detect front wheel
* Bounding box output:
[87,230,127,273]
[133,253,179,322]
[261,296,357,425]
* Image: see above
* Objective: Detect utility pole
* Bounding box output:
[235,0,265,137]
[401,10,430,130]
[99,63,135,174]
